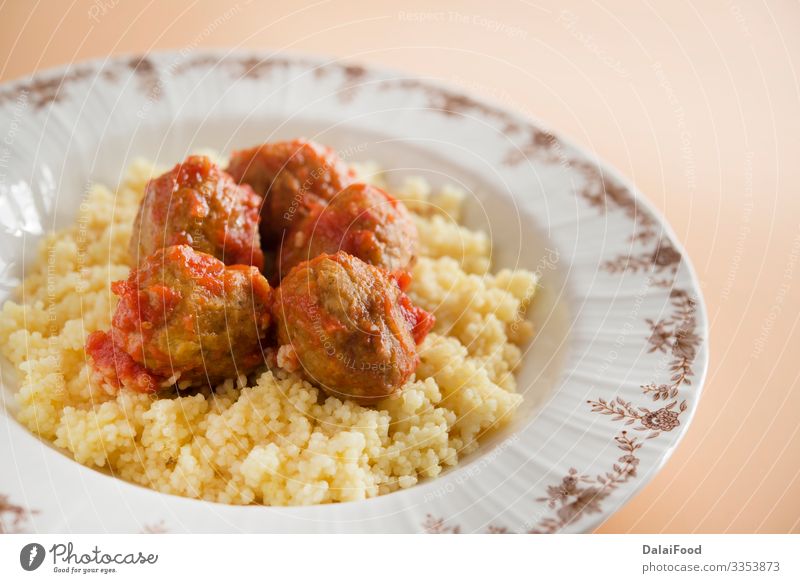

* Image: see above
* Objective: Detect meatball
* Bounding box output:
[278,183,417,280]
[226,139,355,241]
[131,155,264,270]
[85,330,163,393]
[272,252,434,404]
[86,245,272,391]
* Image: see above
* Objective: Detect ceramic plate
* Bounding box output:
[0,50,708,533]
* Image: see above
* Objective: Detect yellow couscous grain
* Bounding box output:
[0,158,536,506]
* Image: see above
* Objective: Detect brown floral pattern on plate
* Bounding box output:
[0,57,160,110]
[588,397,688,438]
[419,150,701,534]
[528,432,642,533]
[422,514,462,534]
[0,493,37,533]
[0,52,703,533]
[570,158,683,281]
[423,432,643,534]
[140,520,169,534]
[0,54,570,169]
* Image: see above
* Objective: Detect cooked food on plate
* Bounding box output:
[273,251,432,404]
[86,244,273,392]
[0,139,538,505]
[227,138,356,242]
[278,183,417,280]
[131,155,264,270]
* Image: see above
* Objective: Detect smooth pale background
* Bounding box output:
[0,0,797,533]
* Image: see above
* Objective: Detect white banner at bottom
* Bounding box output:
[0,534,797,582]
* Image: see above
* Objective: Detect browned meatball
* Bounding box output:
[87,245,272,391]
[131,155,264,270]
[278,183,417,280]
[272,252,434,404]
[226,139,355,242]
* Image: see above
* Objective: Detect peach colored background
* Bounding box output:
[1,0,798,533]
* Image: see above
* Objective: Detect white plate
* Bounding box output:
[0,50,708,533]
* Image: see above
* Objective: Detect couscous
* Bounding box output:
[0,154,537,505]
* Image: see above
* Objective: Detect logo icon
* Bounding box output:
[19,543,46,571]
